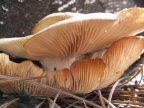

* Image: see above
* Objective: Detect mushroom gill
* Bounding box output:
[99,36,144,88]
[0,36,143,97]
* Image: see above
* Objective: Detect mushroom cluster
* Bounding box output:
[0,8,144,97]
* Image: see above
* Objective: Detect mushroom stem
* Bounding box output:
[40,57,76,71]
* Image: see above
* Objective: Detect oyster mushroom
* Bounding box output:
[0,36,143,97]
[0,8,144,71]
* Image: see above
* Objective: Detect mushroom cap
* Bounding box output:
[32,12,82,34]
[39,58,106,94]
[24,8,144,59]
[99,36,144,88]
[0,53,43,94]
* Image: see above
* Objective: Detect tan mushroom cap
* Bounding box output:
[0,53,43,94]
[32,12,83,34]
[0,36,143,97]
[99,36,144,89]
[0,8,144,62]
[0,54,105,96]
[25,8,144,59]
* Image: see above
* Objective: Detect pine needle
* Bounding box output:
[0,98,19,108]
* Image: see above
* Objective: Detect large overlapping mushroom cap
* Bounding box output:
[25,8,144,59]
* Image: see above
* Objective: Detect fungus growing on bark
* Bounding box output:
[0,8,144,97]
